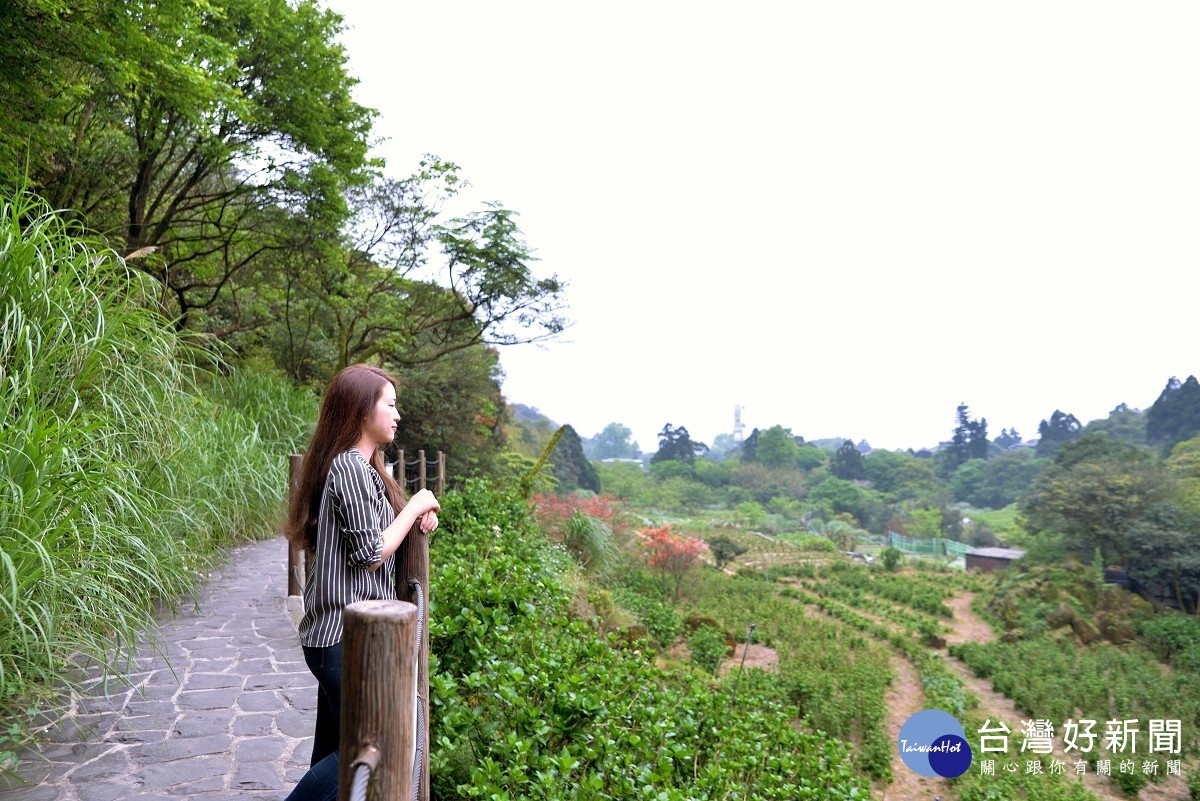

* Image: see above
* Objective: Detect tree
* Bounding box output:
[591,422,637,460]
[807,476,868,523]
[738,428,760,463]
[830,439,867,481]
[0,0,114,190]
[707,433,740,460]
[1020,433,1166,565]
[1166,436,1200,480]
[708,535,749,570]
[1146,376,1200,453]
[994,427,1023,450]
[313,194,566,371]
[756,425,800,469]
[1083,403,1146,447]
[795,443,827,471]
[880,547,902,572]
[1035,409,1082,458]
[945,403,989,469]
[550,425,601,494]
[864,450,909,493]
[386,345,508,477]
[651,424,708,465]
[949,449,1042,509]
[887,457,946,506]
[1126,500,1200,614]
[16,0,378,331]
[429,203,567,354]
[639,525,708,599]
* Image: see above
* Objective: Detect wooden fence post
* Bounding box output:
[340,600,418,801]
[417,449,427,492]
[395,520,431,800]
[287,454,304,597]
[436,451,445,496]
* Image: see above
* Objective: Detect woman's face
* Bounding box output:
[361,381,400,448]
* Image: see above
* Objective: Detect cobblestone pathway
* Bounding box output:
[0,537,313,800]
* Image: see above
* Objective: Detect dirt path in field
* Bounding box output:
[784,593,955,800]
[941,593,991,646]
[877,653,958,801]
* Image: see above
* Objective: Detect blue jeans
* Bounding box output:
[302,642,344,768]
[285,752,338,801]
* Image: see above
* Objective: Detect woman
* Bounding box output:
[284,363,440,771]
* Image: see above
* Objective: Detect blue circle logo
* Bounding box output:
[898,709,973,778]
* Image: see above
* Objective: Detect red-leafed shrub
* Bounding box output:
[637,525,709,598]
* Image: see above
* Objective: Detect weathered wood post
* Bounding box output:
[287,453,304,596]
[436,451,445,496]
[340,599,419,801]
[417,449,427,492]
[395,516,431,799]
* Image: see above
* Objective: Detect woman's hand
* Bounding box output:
[419,510,439,534]
[409,488,440,515]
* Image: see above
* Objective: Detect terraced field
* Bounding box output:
[681,526,1198,801]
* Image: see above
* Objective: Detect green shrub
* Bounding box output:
[1110,765,1149,796]
[1138,612,1200,666]
[610,587,684,647]
[688,625,728,676]
[430,479,870,799]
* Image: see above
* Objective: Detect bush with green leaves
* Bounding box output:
[1139,611,1200,669]
[429,480,871,799]
[707,534,749,569]
[879,545,902,571]
[688,625,728,676]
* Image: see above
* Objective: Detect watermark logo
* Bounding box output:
[898,709,973,778]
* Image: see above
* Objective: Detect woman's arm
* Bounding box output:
[372,488,440,569]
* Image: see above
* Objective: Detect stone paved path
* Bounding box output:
[0,538,314,800]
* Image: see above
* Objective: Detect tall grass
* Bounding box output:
[0,191,314,725]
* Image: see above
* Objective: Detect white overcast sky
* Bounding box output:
[323,1,1200,453]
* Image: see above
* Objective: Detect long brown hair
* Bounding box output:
[285,364,406,553]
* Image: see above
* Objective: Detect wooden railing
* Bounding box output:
[286,450,444,598]
[285,452,439,800]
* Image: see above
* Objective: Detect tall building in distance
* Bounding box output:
[733,405,745,442]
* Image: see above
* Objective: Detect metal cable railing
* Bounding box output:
[409,579,426,801]
[349,760,372,801]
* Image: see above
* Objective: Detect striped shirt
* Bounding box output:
[298,448,397,647]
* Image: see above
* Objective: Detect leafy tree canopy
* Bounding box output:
[830,439,867,481]
[1146,376,1200,454]
[1021,433,1165,565]
[1083,403,1146,447]
[755,425,801,469]
[589,422,638,460]
[944,402,989,470]
[651,423,708,465]
[994,427,1023,450]
[550,425,600,494]
[1035,409,1082,458]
